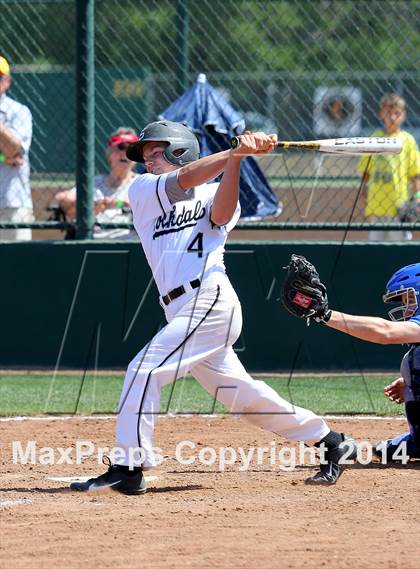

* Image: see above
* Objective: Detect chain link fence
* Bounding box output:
[1,0,419,240]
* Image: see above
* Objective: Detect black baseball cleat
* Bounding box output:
[305,433,358,486]
[70,458,146,495]
[305,445,343,485]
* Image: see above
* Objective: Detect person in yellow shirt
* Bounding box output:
[359,93,420,241]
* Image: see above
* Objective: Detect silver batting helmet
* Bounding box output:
[126,120,200,165]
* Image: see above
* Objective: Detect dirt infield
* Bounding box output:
[1,415,419,569]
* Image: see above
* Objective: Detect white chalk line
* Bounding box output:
[0,498,32,507]
[0,414,114,422]
[0,413,406,423]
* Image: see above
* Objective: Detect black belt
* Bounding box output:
[162,279,201,306]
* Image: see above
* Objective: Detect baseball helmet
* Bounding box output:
[126,120,200,165]
[383,263,420,321]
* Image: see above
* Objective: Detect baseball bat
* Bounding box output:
[230,136,402,155]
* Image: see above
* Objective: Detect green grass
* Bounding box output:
[0,374,404,416]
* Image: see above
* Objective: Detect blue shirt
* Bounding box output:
[0,93,32,208]
[410,315,420,326]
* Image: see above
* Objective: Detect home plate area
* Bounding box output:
[1,414,418,569]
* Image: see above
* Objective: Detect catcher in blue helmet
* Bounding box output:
[282,259,420,461]
[377,263,420,460]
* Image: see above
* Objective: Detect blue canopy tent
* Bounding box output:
[160,74,281,220]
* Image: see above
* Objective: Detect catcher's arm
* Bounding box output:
[281,255,420,343]
[325,312,420,344]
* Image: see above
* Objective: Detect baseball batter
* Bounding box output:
[71,121,355,494]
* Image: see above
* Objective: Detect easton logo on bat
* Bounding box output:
[333,137,397,146]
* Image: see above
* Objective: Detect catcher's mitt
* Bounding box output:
[281,255,332,323]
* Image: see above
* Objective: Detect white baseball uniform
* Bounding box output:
[115,172,330,467]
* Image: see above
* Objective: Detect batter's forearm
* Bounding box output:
[210,154,241,225]
[0,122,22,158]
[177,150,230,189]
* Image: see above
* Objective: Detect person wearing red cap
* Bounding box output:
[0,55,34,240]
[54,127,139,239]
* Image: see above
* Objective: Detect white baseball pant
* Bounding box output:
[115,275,330,467]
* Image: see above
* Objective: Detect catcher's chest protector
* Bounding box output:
[401,345,420,445]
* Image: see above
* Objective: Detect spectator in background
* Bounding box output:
[359,93,420,241]
[0,55,33,240]
[54,127,139,239]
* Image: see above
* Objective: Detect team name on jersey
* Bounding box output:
[153,200,206,239]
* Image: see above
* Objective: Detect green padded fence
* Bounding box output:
[0,240,417,371]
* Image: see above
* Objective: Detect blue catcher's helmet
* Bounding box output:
[383,263,420,321]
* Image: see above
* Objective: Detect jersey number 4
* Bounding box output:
[187,232,203,258]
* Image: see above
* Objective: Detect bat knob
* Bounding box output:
[230,136,240,149]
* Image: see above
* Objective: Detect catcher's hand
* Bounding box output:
[281,254,332,323]
[383,377,405,404]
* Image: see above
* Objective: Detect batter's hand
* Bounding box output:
[230,131,277,158]
[383,377,405,404]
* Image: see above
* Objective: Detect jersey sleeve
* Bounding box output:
[128,173,173,226]
[409,315,420,326]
